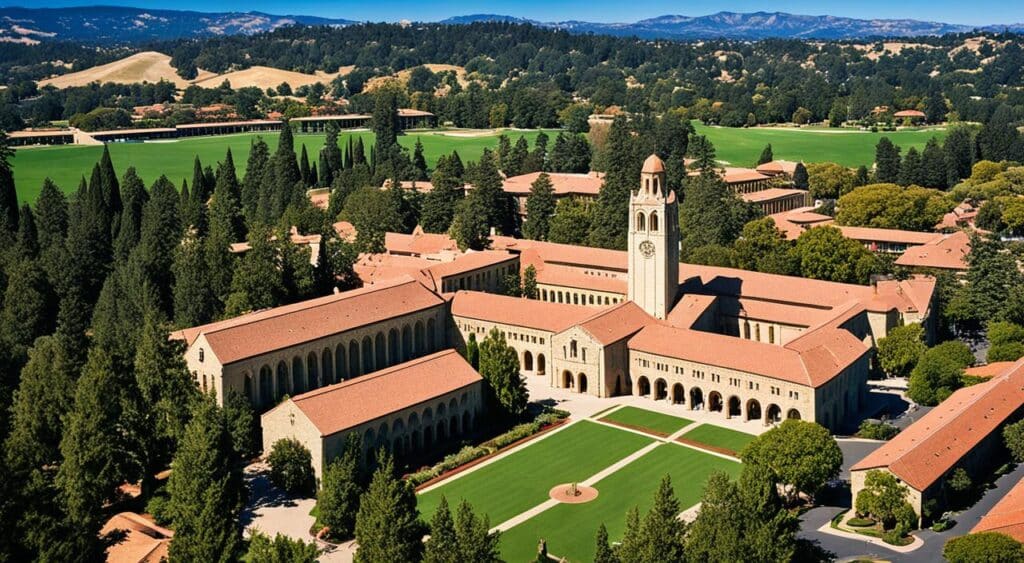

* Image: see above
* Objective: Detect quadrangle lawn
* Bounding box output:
[498,443,742,562]
[599,405,692,436]
[679,424,756,455]
[416,420,652,526]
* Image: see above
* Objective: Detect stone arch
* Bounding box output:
[460,392,468,406]
[786,408,801,420]
[427,318,437,352]
[746,399,762,421]
[276,361,289,398]
[411,429,422,451]
[392,419,405,447]
[449,416,459,436]
[537,353,546,375]
[655,378,668,400]
[437,402,447,419]
[388,328,400,364]
[349,341,361,377]
[306,352,319,389]
[436,421,447,441]
[321,349,333,386]
[291,356,305,395]
[361,336,373,374]
[448,398,458,414]
[727,395,742,418]
[562,370,574,390]
[650,211,659,232]
[243,372,254,402]
[414,321,425,355]
[637,376,651,397]
[636,211,646,232]
[578,373,588,394]
[374,332,386,369]
[708,391,723,412]
[335,344,347,382]
[690,387,704,409]
[402,324,413,362]
[672,383,684,404]
[524,351,534,372]
[376,423,389,449]
[259,365,273,407]
[766,404,782,424]
[423,425,434,448]
[462,411,472,433]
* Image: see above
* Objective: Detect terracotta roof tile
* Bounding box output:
[502,172,604,196]
[282,350,480,436]
[578,301,653,345]
[756,160,800,176]
[450,291,596,333]
[385,229,459,256]
[852,360,1024,491]
[101,512,172,563]
[895,230,971,271]
[741,187,806,203]
[835,226,940,246]
[965,362,1017,379]
[490,236,628,271]
[973,477,1024,542]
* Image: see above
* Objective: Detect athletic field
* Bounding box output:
[417,407,747,562]
[10,129,553,203]
[693,123,948,169]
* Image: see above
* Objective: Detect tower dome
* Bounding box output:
[641,154,665,174]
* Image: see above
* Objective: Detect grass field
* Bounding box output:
[10,129,554,203]
[679,424,756,454]
[498,443,742,562]
[416,421,652,526]
[599,406,692,436]
[693,122,948,169]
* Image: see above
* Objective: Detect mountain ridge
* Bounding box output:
[2,6,1023,44]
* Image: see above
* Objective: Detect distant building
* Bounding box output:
[502,171,604,217]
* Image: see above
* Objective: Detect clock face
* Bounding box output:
[639,240,655,258]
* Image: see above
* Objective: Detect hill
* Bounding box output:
[37,51,199,88]
[191,65,342,90]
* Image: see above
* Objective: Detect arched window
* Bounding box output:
[650,211,659,232]
[636,212,646,232]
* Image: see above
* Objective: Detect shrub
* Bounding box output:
[268,438,316,495]
[246,529,320,562]
[930,519,954,532]
[145,492,172,526]
[1005,420,1024,463]
[848,517,875,527]
[857,420,900,441]
[944,532,1024,563]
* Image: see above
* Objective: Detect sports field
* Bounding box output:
[693,122,948,169]
[417,409,743,562]
[599,405,692,436]
[679,424,756,455]
[10,129,554,203]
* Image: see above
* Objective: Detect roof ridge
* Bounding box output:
[293,349,457,403]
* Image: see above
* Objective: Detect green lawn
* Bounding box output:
[416,421,652,526]
[498,443,742,562]
[10,128,555,203]
[679,424,756,454]
[598,406,692,436]
[693,122,948,169]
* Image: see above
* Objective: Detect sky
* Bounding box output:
[4,0,1024,26]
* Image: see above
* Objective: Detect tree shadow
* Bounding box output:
[240,467,304,527]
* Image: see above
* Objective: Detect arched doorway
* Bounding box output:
[786,409,801,420]
[637,376,651,397]
[321,349,333,386]
[708,391,722,412]
[259,365,273,407]
[578,374,588,394]
[537,354,546,375]
[374,333,386,369]
[727,396,741,418]
[655,379,668,400]
[746,399,762,421]
[388,328,400,364]
[462,412,471,433]
[562,370,575,390]
[690,387,704,410]
[291,357,305,395]
[306,353,319,389]
[766,404,782,424]
[672,383,684,404]
[348,341,359,377]
[276,361,288,398]
[361,337,373,373]
[427,318,437,352]
[524,351,533,372]
[402,325,413,362]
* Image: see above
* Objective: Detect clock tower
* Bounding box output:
[628,154,679,319]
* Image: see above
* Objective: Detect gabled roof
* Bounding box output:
[278,350,481,437]
[756,160,800,176]
[502,171,604,196]
[851,361,1024,491]
[973,477,1024,542]
[174,277,444,365]
[741,187,805,203]
[835,226,940,246]
[450,291,596,333]
[385,228,458,256]
[895,230,971,271]
[101,512,172,563]
[490,236,628,272]
[577,301,653,345]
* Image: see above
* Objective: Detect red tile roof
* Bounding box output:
[852,360,1024,491]
[741,187,806,203]
[895,230,971,271]
[642,154,665,174]
[894,109,926,118]
[769,207,835,240]
[101,512,172,563]
[964,362,1017,379]
[175,278,444,364]
[490,236,628,272]
[756,160,800,176]
[578,301,653,345]
[502,171,604,196]
[450,291,596,333]
[385,228,459,256]
[280,350,480,437]
[835,226,940,246]
[973,477,1024,542]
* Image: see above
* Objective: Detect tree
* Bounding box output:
[34,178,69,252]
[559,102,592,133]
[637,475,687,562]
[354,452,425,563]
[465,332,479,370]
[1,258,56,363]
[522,265,539,299]
[1004,420,1024,463]
[792,162,809,189]
[343,188,403,254]
[876,323,927,377]
[907,341,974,405]
[806,162,855,200]
[590,117,638,249]
[472,149,516,235]
[757,144,774,165]
[874,137,902,183]
[299,144,312,186]
[319,433,365,540]
[167,395,243,563]
[854,470,914,530]
[135,175,183,314]
[242,137,270,222]
[899,146,923,186]
[594,523,618,563]
[946,234,1024,328]
[453,500,501,562]
[412,138,429,180]
[920,137,949,189]
[740,419,842,503]
[223,390,257,461]
[245,530,320,563]
[733,218,796,275]
[680,172,760,252]
[0,130,18,236]
[943,127,975,183]
[547,197,593,245]
[172,230,217,327]
[792,226,876,284]
[450,193,491,251]
[837,183,952,231]
[987,321,1024,363]
[224,227,286,316]
[421,154,464,233]
[268,438,316,495]
[944,532,1024,563]
[478,328,528,417]
[523,172,555,241]
[371,86,401,151]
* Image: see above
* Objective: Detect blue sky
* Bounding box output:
[5,0,1024,26]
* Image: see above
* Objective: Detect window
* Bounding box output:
[636,212,646,232]
[198,348,204,362]
[769,326,775,344]
[650,211,659,232]
[582,348,587,362]
[570,340,578,358]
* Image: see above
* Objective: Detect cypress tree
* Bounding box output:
[424,496,458,563]
[920,137,949,189]
[242,137,270,224]
[322,122,343,180]
[136,175,183,316]
[874,137,902,183]
[472,149,515,235]
[97,144,122,231]
[943,126,975,183]
[523,172,555,241]
[354,452,425,563]
[167,396,243,563]
[420,154,463,233]
[854,165,870,187]
[273,122,302,215]
[223,390,257,461]
[757,143,774,165]
[637,475,686,562]
[318,152,332,188]
[173,230,216,327]
[792,162,809,190]
[0,131,17,236]
[310,162,318,189]
[4,336,75,472]
[594,523,618,563]
[453,500,500,562]
[318,433,366,540]
[34,178,69,253]
[299,144,311,186]
[206,150,245,305]
[503,136,529,177]
[590,116,639,249]
[413,137,429,180]
[113,167,148,263]
[899,146,923,186]
[15,203,38,259]
[353,137,366,166]
[1,258,56,363]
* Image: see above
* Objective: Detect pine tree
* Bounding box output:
[371,87,401,151]
[0,130,17,236]
[453,500,500,562]
[224,226,286,316]
[522,265,538,299]
[525,130,549,172]
[874,137,902,183]
[1,258,56,363]
[113,167,148,262]
[319,433,365,540]
[322,122,343,182]
[465,332,479,369]
[34,178,69,253]
[504,136,529,176]
[616,506,642,563]
[594,523,618,563]
[757,144,774,165]
[637,475,686,562]
[413,137,429,180]
[242,137,270,224]
[590,116,639,249]
[421,154,464,233]
[15,203,38,259]
[136,175,182,315]
[354,452,425,563]
[206,150,245,305]
[523,172,555,241]
[97,144,122,233]
[472,149,515,235]
[353,137,367,166]
[272,122,302,216]
[424,496,459,563]
[943,126,975,183]
[450,192,491,251]
[223,390,257,461]
[299,144,312,186]
[167,395,243,562]
[920,137,949,189]
[899,146,923,186]
[478,328,528,417]
[173,230,217,327]
[854,165,870,187]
